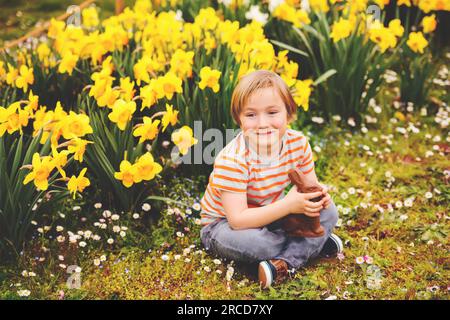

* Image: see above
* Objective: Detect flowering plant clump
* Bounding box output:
[395,13,439,108]
[0,0,321,257]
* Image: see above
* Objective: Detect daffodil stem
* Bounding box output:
[150,111,165,120]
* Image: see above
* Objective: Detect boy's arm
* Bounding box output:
[221,191,291,230]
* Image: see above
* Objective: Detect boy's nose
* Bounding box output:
[257,116,270,128]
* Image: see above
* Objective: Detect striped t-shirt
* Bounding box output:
[200,128,315,226]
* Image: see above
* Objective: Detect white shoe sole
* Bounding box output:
[330,233,344,253]
[258,261,273,289]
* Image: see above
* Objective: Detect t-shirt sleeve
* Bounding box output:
[210,154,248,193]
[298,138,315,174]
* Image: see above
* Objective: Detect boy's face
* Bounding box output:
[239,87,289,157]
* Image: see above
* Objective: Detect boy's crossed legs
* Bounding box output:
[200,200,340,286]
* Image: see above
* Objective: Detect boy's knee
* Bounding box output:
[209,223,286,261]
[227,228,285,260]
[321,201,339,227]
[250,229,286,259]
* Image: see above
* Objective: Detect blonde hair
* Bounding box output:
[230,70,297,126]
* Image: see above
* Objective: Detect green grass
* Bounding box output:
[1,92,448,299]
[0,0,135,47]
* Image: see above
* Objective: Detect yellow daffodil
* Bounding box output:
[61,111,93,139]
[293,79,313,112]
[68,168,91,199]
[217,20,240,45]
[48,18,65,39]
[171,125,198,155]
[51,147,69,178]
[82,7,99,28]
[134,0,152,13]
[25,90,39,113]
[97,86,120,108]
[119,77,135,101]
[407,32,428,54]
[89,76,114,100]
[133,118,160,144]
[276,50,289,69]
[204,32,217,55]
[397,0,411,6]
[140,80,160,110]
[373,0,390,9]
[273,3,310,28]
[199,66,221,93]
[133,56,159,86]
[170,49,195,79]
[422,15,437,34]
[101,56,114,75]
[0,109,6,137]
[0,102,29,135]
[15,65,34,92]
[58,51,79,75]
[37,43,51,62]
[281,61,299,87]
[6,64,18,86]
[68,137,93,162]
[369,25,397,53]
[309,0,330,12]
[104,24,129,52]
[0,104,20,136]
[294,9,311,27]
[418,0,434,13]
[90,44,108,67]
[158,72,183,100]
[194,8,220,31]
[48,102,68,146]
[134,152,163,181]
[434,0,449,11]
[108,99,136,130]
[0,61,6,80]
[250,39,276,70]
[31,103,66,146]
[23,153,55,191]
[114,160,138,188]
[330,18,353,42]
[161,104,179,132]
[388,19,404,38]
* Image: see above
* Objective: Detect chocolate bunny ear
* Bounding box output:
[288,168,323,193]
[288,168,307,191]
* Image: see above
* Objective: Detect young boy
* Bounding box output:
[199,70,343,288]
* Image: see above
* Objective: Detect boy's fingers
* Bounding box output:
[304,210,320,217]
[304,191,323,199]
[306,199,324,209]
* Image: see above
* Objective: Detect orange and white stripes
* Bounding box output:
[200,129,315,225]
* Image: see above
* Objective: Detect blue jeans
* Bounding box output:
[200,200,339,269]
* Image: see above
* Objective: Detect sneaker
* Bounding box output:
[258,259,288,289]
[319,233,344,258]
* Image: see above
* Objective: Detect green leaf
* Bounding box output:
[313,69,337,86]
[270,39,308,57]
[145,195,189,207]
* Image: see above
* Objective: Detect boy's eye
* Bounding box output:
[245,114,255,117]
[269,111,279,115]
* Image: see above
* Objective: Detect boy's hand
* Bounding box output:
[320,184,331,209]
[284,185,325,217]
